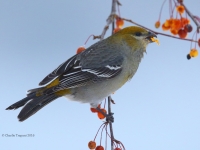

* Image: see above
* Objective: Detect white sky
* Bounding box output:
[1,0,200,150]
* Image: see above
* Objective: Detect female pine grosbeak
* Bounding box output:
[6,26,158,121]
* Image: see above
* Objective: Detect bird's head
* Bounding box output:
[113,26,159,49]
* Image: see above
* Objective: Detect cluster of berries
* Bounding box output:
[155,0,199,59]
[88,141,122,150]
[87,100,125,150]
[155,5,192,38]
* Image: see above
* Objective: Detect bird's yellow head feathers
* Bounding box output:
[113,26,159,45]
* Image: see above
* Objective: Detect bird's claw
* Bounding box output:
[105,112,114,123]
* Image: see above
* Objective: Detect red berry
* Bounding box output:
[88,141,96,149]
[95,145,104,150]
[90,108,98,113]
[198,38,200,47]
[116,18,124,28]
[90,104,101,113]
[76,46,85,54]
[97,109,107,119]
[178,29,187,39]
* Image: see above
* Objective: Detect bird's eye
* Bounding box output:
[135,32,142,36]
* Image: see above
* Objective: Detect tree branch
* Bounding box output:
[100,0,118,40]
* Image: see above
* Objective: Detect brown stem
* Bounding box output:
[99,0,118,149]
[108,96,114,150]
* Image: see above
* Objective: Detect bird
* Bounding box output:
[6,26,159,122]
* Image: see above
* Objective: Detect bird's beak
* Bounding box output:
[146,31,159,45]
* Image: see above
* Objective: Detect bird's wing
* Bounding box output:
[39,55,77,86]
[39,42,124,94]
[43,53,123,94]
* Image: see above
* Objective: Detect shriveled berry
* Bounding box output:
[155,21,160,28]
[198,39,200,47]
[184,24,193,32]
[95,145,104,150]
[187,54,191,60]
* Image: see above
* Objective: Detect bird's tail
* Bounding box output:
[6,87,60,122]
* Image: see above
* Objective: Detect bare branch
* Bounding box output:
[100,0,118,40]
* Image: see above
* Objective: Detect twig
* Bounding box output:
[107,2,118,149]
[100,0,118,40]
[108,96,114,150]
[177,0,200,33]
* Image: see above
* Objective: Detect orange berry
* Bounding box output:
[162,23,170,31]
[95,146,104,150]
[184,24,193,32]
[164,19,173,28]
[178,29,187,39]
[88,141,96,149]
[189,49,198,57]
[170,28,178,35]
[76,46,85,54]
[116,18,124,28]
[181,17,190,26]
[90,104,101,113]
[171,19,181,30]
[97,109,107,119]
[113,27,121,33]
[155,21,160,28]
[176,5,185,14]
[198,39,200,47]
[90,108,98,113]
